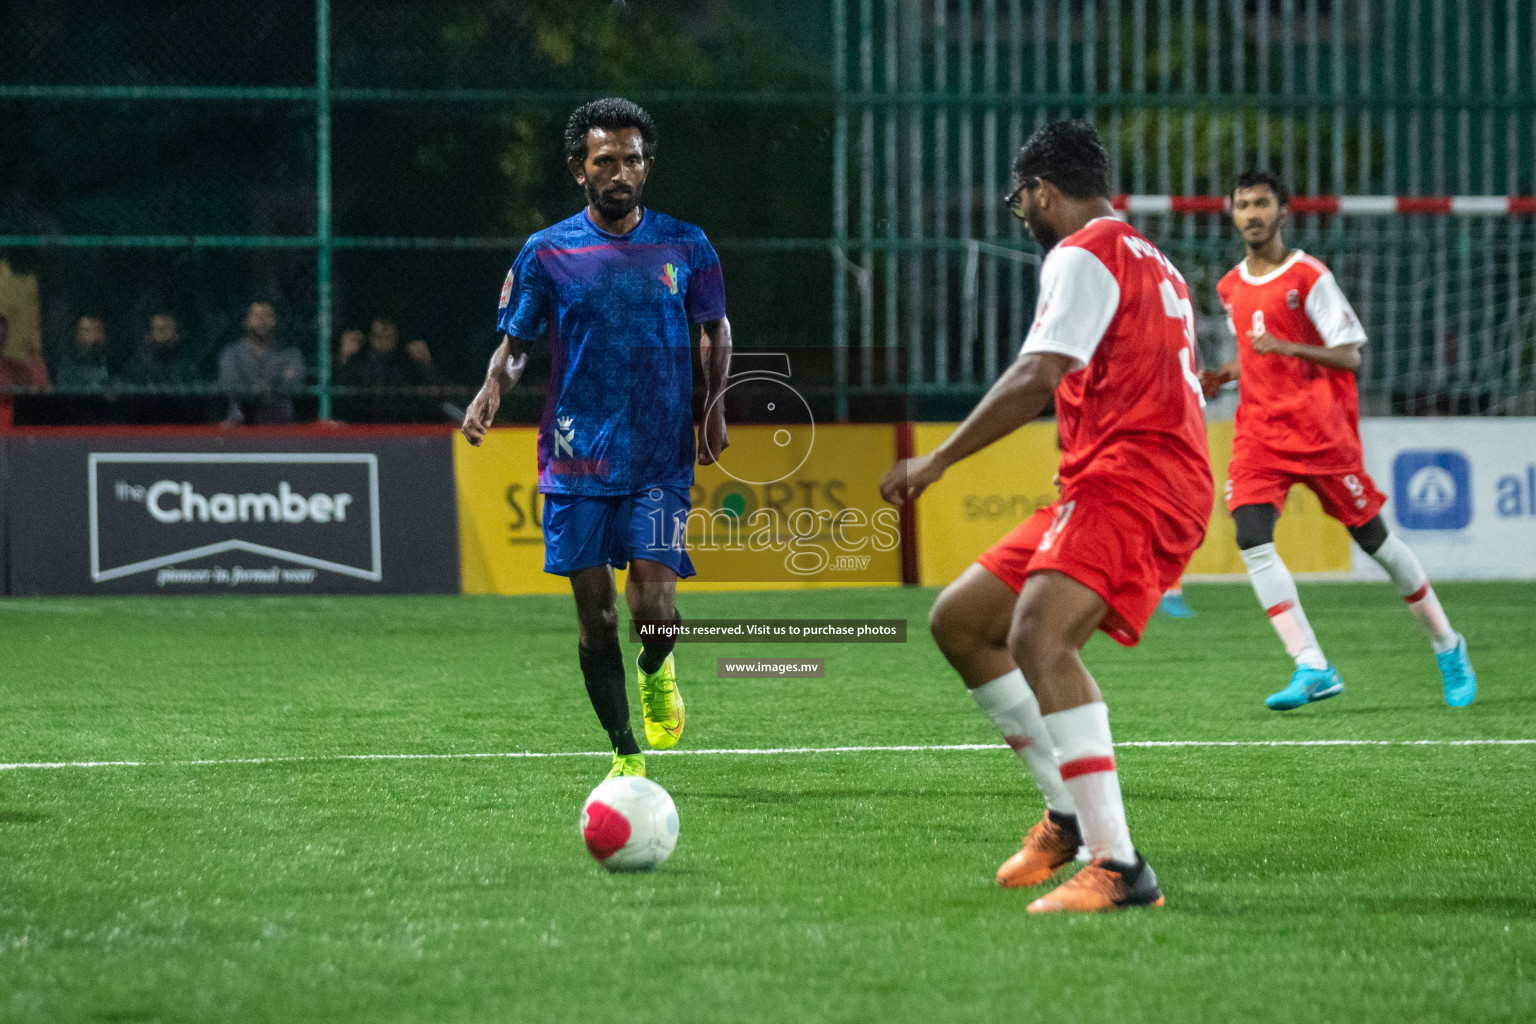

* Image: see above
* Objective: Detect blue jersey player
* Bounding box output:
[462,98,732,781]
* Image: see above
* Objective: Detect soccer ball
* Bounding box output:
[581,776,679,872]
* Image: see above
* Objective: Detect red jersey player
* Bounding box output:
[881,121,1212,913]
[1202,171,1475,710]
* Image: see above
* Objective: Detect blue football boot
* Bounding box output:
[1265,664,1344,711]
[1437,633,1477,708]
[1158,591,1195,618]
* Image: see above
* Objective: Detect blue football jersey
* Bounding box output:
[497,208,727,496]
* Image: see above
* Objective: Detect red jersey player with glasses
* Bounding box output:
[881,121,1212,912]
[1202,171,1476,711]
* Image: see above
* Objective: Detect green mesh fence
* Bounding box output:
[4,1,1535,423]
[0,0,835,423]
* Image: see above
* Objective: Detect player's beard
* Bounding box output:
[1023,213,1059,253]
[1244,219,1279,249]
[588,180,643,222]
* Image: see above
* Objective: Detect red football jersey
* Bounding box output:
[1021,217,1213,521]
[1217,250,1368,473]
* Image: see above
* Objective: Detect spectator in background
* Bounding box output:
[54,314,112,391]
[333,317,437,421]
[361,317,434,387]
[0,312,51,427]
[0,313,50,392]
[331,326,367,421]
[404,336,439,386]
[333,326,369,388]
[125,312,196,390]
[218,300,303,425]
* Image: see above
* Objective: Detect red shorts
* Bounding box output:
[1226,458,1386,528]
[976,490,1208,647]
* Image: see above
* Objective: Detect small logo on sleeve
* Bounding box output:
[659,263,679,295]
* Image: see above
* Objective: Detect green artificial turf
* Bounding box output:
[1,582,1533,1023]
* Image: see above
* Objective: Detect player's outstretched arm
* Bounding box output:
[697,317,732,465]
[879,351,1073,507]
[461,334,529,447]
[1251,332,1361,372]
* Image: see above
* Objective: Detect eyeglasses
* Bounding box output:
[1002,177,1039,219]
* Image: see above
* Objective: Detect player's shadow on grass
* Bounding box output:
[1285,691,1536,715]
[1420,692,1536,710]
[684,788,1021,804]
[1352,892,1536,917]
[1121,785,1245,804]
[0,809,49,824]
[1290,702,1439,715]
[1196,891,1536,919]
[599,866,708,880]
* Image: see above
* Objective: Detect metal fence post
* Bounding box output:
[316,0,334,421]
[833,0,850,421]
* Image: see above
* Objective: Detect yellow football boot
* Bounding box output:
[605,752,647,780]
[637,653,685,749]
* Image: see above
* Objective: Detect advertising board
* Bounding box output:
[455,425,903,595]
[910,420,1352,585]
[5,430,460,595]
[1357,418,1536,579]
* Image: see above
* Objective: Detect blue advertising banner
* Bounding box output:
[1358,418,1536,579]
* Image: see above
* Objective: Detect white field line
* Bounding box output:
[0,739,1532,773]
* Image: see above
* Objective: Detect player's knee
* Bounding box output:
[928,586,988,659]
[1234,524,1271,551]
[629,591,673,626]
[1347,515,1388,555]
[576,604,620,647]
[1006,607,1062,679]
[927,590,961,649]
[1233,503,1278,550]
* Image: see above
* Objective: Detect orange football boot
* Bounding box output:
[996,810,1082,888]
[1026,853,1164,913]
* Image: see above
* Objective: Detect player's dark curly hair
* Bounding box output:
[565,97,658,163]
[1231,170,1291,207]
[1012,119,1111,200]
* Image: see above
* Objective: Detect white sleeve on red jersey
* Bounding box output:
[1304,271,1368,348]
[1019,245,1120,368]
[1218,271,1239,335]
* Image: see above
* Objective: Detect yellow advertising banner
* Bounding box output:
[0,260,41,363]
[455,428,566,595]
[1189,420,1353,577]
[909,421,1060,588]
[454,425,903,595]
[910,419,1350,587]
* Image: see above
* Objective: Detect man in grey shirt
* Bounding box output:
[218,301,303,424]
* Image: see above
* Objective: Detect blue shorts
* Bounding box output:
[541,483,696,579]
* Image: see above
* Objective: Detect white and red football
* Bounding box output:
[581,776,680,873]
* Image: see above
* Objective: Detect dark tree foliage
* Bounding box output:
[0,0,833,392]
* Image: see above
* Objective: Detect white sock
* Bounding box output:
[1369,534,1458,653]
[1043,702,1135,865]
[969,669,1075,815]
[1240,543,1328,670]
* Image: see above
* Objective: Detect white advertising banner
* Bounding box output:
[1356,418,1536,579]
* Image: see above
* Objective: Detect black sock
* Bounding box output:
[1048,808,1080,834]
[578,639,639,755]
[636,609,680,675]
